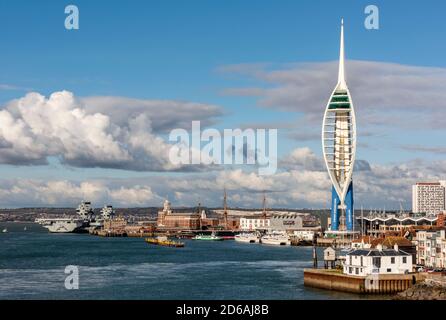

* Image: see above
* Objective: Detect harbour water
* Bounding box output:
[0,222,379,300]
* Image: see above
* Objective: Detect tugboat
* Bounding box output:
[145,236,184,248]
[192,232,224,241]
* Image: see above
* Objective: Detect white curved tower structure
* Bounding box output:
[322,19,357,231]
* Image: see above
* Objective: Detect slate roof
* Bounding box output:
[347,249,411,257]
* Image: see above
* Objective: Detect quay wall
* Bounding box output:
[304,269,423,294]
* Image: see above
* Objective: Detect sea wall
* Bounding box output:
[304,269,423,294]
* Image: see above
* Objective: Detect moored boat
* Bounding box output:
[261,231,291,246]
[235,232,259,243]
[192,232,223,241]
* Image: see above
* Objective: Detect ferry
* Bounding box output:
[261,231,291,246]
[235,232,259,243]
[145,236,184,248]
[192,232,224,241]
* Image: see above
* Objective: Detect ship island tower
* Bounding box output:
[322,19,357,232]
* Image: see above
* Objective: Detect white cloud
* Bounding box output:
[0,179,160,207]
[221,60,446,131]
[0,91,224,171]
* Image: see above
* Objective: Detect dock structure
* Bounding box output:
[304,269,426,294]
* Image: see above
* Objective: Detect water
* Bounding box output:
[0,222,376,300]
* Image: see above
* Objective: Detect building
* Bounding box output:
[239,216,270,231]
[343,244,412,276]
[322,19,357,231]
[356,212,437,236]
[415,229,446,268]
[157,200,201,230]
[270,213,303,231]
[412,182,446,215]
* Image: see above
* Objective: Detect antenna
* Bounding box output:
[338,18,347,90]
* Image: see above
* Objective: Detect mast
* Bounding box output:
[262,192,267,220]
[223,188,228,229]
[338,18,347,90]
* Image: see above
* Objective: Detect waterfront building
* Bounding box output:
[240,216,270,231]
[412,182,446,215]
[322,19,357,232]
[356,212,438,236]
[343,244,412,276]
[415,229,446,268]
[157,199,201,230]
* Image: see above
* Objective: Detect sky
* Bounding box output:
[0,0,444,209]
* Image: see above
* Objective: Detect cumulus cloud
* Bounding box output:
[0,91,223,171]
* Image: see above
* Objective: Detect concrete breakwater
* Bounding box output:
[304,269,425,294]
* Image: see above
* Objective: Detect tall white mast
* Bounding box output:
[338,18,347,90]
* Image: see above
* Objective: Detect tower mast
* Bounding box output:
[223,188,228,229]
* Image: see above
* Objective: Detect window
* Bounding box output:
[355,268,359,275]
[391,257,395,264]
[360,256,363,266]
[403,257,407,264]
[349,267,352,274]
[387,268,391,272]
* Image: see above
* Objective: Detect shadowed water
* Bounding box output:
[0,222,385,300]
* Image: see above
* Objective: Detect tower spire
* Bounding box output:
[338,18,347,90]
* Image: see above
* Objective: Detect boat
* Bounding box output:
[23,226,27,231]
[261,231,291,246]
[35,218,85,233]
[2,228,7,233]
[235,232,259,243]
[192,232,224,241]
[35,201,104,233]
[145,236,184,248]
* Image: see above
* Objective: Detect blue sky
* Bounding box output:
[0,0,444,208]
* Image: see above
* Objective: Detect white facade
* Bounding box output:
[240,217,270,231]
[343,245,412,276]
[412,182,445,215]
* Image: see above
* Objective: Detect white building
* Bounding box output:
[412,182,446,215]
[343,244,412,276]
[239,217,270,231]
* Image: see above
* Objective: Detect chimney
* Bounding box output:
[377,244,383,252]
[394,243,399,252]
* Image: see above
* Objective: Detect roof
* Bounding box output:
[352,235,375,243]
[347,249,411,257]
[371,236,414,248]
